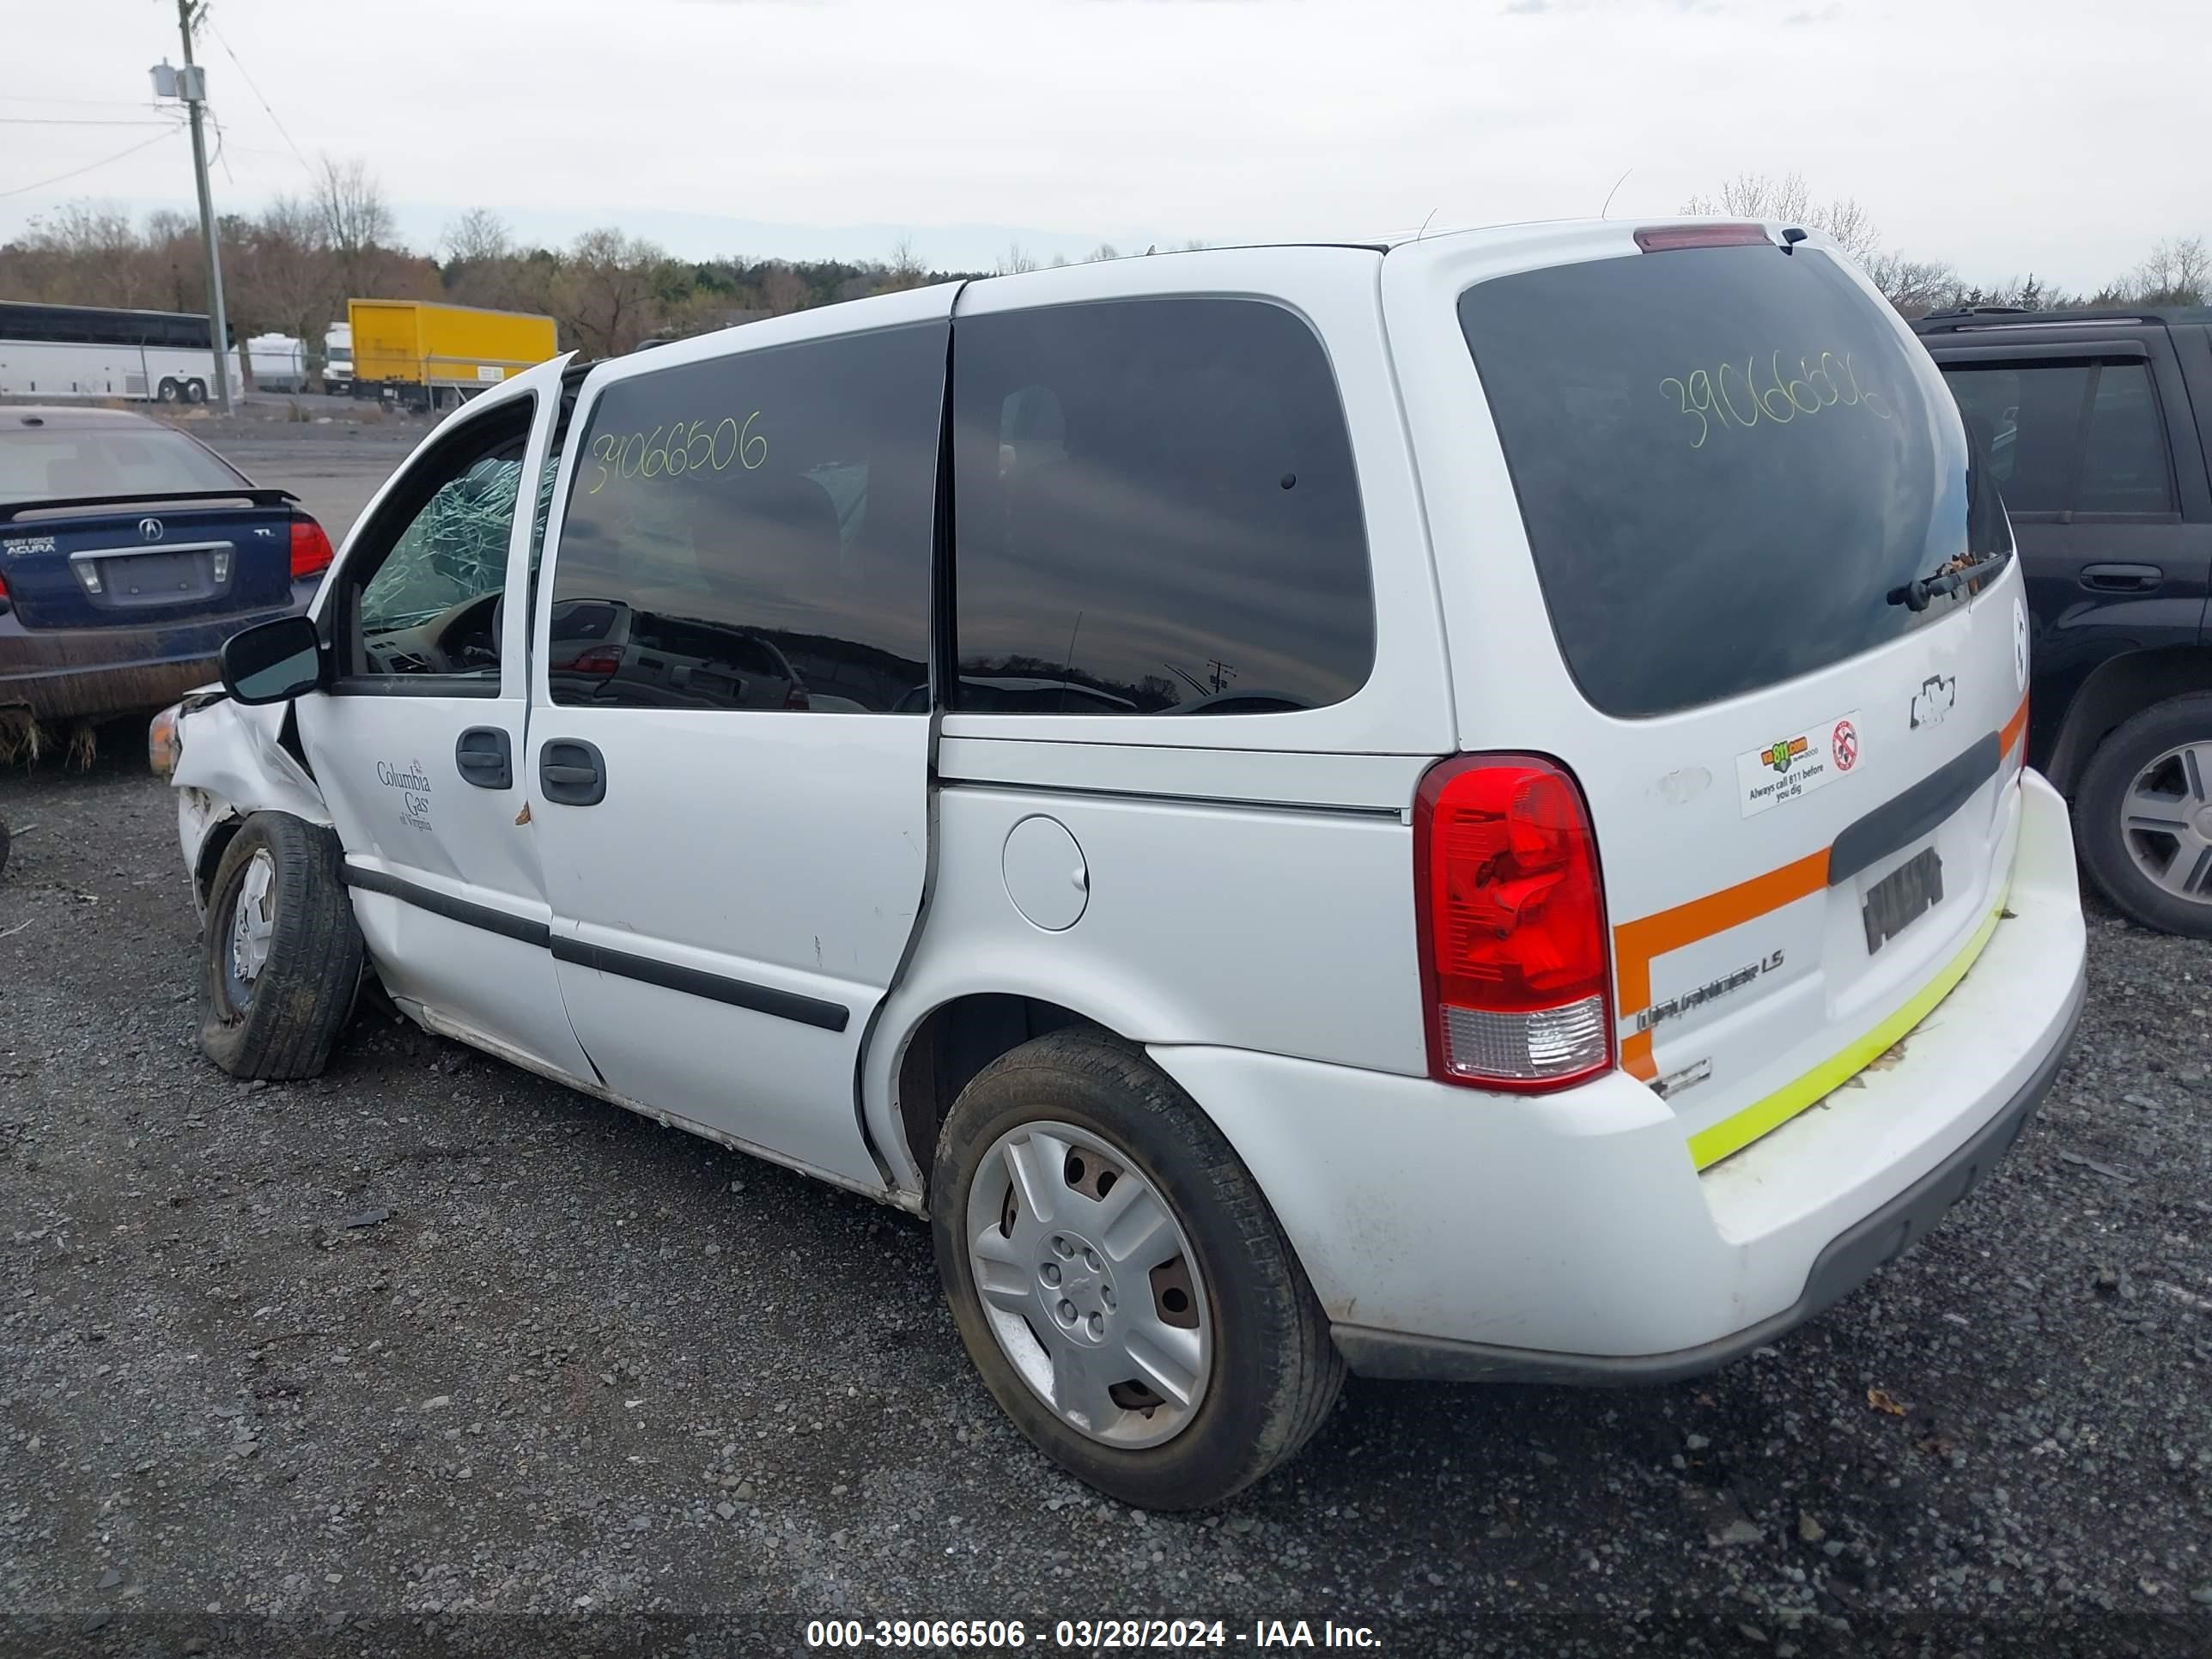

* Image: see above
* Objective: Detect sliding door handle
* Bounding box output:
[539,738,606,806]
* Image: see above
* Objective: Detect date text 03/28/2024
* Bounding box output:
[803,1618,1383,1650]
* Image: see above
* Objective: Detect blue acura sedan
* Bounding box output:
[1,405,331,744]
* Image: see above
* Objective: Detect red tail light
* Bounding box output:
[784,684,811,710]
[1634,222,1771,252]
[0,568,9,604]
[289,517,335,581]
[561,648,622,678]
[1413,754,1613,1092]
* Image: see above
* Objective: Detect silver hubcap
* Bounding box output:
[2122,742,2212,902]
[964,1120,1212,1449]
[229,850,276,989]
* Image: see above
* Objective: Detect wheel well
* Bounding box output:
[194,812,243,908]
[2047,648,2212,796]
[895,994,1098,1194]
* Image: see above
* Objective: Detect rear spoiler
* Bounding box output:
[0,487,300,524]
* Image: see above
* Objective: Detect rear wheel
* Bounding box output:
[184,378,208,404]
[198,811,364,1078]
[932,1030,1342,1510]
[155,378,182,404]
[2075,691,2212,938]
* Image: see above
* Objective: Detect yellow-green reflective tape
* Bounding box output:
[1686,894,2010,1172]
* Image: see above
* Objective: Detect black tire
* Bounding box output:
[155,378,181,404]
[932,1029,1343,1510]
[184,378,209,404]
[2075,690,2212,938]
[198,811,364,1079]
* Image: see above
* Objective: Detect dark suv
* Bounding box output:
[1915,306,2212,936]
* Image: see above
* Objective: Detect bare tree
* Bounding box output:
[560,228,673,356]
[1681,171,1879,260]
[234,195,335,356]
[1858,251,1965,318]
[2128,235,2209,306]
[313,155,396,296]
[761,265,808,316]
[996,243,1039,275]
[1084,242,1121,264]
[441,207,513,267]
[874,235,928,294]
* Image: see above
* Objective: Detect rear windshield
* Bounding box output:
[1457,245,2005,719]
[0,425,243,505]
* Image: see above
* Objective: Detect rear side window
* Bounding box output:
[951,298,1373,715]
[548,324,943,713]
[1943,359,2176,517]
[1458,246,2003,720]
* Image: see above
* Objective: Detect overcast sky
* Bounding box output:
[3,0,2203,289]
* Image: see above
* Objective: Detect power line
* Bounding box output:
[0,117,182,127]
[0,127,181,199]
[204,18,311,173]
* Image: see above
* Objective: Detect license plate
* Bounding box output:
[98,552,213,605]
[1863,847,1943,955]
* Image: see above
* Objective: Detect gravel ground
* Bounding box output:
[3,417,2210,1656]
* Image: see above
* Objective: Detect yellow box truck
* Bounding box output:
[348,300,558,411]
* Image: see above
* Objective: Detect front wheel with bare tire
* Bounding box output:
[932,1030,1342,1510]
[198,811,364,1079]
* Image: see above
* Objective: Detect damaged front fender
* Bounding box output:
[168,694,330,912]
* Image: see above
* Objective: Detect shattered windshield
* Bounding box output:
[358,455,523,637]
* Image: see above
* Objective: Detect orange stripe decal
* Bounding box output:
[2000,692,2029,760]
[1613,695,2031,1044]
[1613,848,1831,1017]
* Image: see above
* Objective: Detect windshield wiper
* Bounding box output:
[1887,547,2014,612]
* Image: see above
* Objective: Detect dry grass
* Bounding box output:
[0,710,101,769]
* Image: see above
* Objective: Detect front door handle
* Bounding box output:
[539,738,606,806]
[454,726,512,790]
[2081,562,2162,592]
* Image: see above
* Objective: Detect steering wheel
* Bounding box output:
[422,590,504,672]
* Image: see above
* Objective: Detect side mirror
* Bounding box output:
[220,615,324,705]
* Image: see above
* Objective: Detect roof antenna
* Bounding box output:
[1415,207,1440,242]
[1600,167,1632,218]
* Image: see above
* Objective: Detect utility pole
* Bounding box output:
[155,0,234,413]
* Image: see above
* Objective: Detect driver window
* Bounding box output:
[346,410,529,684]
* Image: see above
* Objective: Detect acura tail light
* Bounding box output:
[562,648,622,678]
[784,684,811,710]
[1414,754,1613,1091]
[289,516,336,581]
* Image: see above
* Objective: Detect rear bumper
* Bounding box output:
[1150,769,2087,1379]
[1333,972,2080,1382]
[0,586,314,720]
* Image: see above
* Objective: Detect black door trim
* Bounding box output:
[1829,732,2002,888]
[549,935,851,1032]
[340,863,551,946]
[340,863,852,1033]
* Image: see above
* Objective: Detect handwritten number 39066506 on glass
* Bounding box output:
[1661,352,1892,449]
[585,411,768,493]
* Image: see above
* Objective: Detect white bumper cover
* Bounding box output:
[1150,770,2086,1378]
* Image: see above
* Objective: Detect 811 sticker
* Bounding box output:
[1736,709,1863,817]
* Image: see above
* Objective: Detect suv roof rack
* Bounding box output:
[1914,307,2161,334]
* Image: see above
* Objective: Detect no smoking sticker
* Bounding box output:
[1736,709,1864,817]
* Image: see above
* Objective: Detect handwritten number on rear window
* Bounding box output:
[1662,350,1891,447]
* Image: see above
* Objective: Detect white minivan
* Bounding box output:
[157,220,2086,1510]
